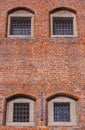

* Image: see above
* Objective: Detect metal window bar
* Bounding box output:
[53,17,73,35]
[54,102,70,122]
[40,91,43,121]
[13,103,29,122]
[10,17,31,35]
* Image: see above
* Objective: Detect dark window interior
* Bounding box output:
[53,17,73,35]
[13,103,29,122]
[10,17,31,35]
[54,102,70,122]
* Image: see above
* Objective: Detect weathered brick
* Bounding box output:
[0,0,85,130]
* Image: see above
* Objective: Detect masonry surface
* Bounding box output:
[0,0,85,130]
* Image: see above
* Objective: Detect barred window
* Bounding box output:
[53,17,73,35]
[48,96,77,126]
[13,103,29,122]
[7,9,34,37]
[6,97,35,126]
[54,103,70,122]
[10,17,31,35]
[50,9,77,37]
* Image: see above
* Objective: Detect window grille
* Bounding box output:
[13,103,29,122]
[53,17,73,35]
[54,103,70,122]
[10,17,31,35]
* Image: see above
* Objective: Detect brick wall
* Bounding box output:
[0,0,85,129]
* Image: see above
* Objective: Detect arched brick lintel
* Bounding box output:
[46,92,79,101]
[50,7,77,14]
[7,6,35,15]
[5,93,37,102]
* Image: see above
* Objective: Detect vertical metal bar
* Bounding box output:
[40,91,43,121]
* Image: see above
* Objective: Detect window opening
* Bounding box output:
[10,17,31,35]
[54,102,70,122]
[53,17,73,35]
[13,103,29,122]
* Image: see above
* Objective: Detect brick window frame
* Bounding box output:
[6,98,35,126]
[7,12,34,38]
[48,96,77,126]
[50,10,77,37]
